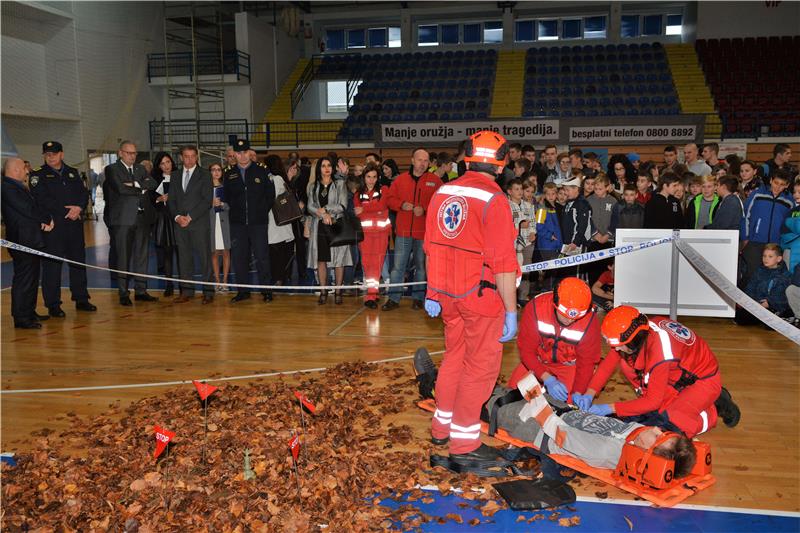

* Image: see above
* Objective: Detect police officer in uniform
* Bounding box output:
[30,141,97,317]
[222,139,276,302]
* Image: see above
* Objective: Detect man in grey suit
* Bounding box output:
[168,145,214,304]
[104,140,158,306]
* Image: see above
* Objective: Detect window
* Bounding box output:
[537,19,558,41]
[347,29,365,48]
[441,24,459,44]
[621,15,640,38]
[515,20,534,42]
[666,14,683,36]
[483,20,503,43]
[388,27,401,47]
[463,23,481,43]
[326,29,345,50]
[642,14,663,36]
[584,16,606,39]
[368,28,387,47]
[562,19,581,39]
[327,80,361,113]
[418,24,438,46]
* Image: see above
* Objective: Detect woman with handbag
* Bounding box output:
[307,157,352,304]
[354,164,391,309]
[265,155,296,288]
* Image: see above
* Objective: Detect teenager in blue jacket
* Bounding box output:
[740,170,793,284]
[779,180,800,272]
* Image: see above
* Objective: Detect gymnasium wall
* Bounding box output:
[1,1,165,165]
[696,1,800,39]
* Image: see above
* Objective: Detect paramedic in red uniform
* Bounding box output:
[354,163,391,308]
[577,305,740,438]
[507,277,602,401]
[424,130,521,464]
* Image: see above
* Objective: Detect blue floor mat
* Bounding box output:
[381,492,799,532]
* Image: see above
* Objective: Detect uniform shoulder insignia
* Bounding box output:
[32,167,42,172]
[258,162,267,168]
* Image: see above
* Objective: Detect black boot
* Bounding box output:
[714,387,741,428]
[450,443,503,462]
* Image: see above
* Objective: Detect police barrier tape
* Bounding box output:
[674,237,800,345]
[0,237,673,291]
[519,237,674,274]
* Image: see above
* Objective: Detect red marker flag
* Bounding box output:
[289,434,301,461]
[293,390,316,414]
[193,380,218,401]
[153,425,175,459]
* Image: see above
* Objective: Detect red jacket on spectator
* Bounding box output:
[353,186,391,234]
[385,170,442,240]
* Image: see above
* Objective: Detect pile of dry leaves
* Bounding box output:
[2,362,564,532]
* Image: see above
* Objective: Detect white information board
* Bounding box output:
[614,229,739,318]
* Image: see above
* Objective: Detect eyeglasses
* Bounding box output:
[121,150,137,155]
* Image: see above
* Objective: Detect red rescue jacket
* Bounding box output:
[385,170,442,239]
[354,185,391,234]
[516,292,601,394]
[424,171,520,314]
[588,317,720,416]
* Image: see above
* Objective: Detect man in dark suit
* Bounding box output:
[103,140,158,306]
[168,145,214,304]
[222,139,276,303]
[1,158,54,328]
[30,141,97,317]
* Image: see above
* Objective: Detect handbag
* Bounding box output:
[330,211,364,247]
[272,175,303,226]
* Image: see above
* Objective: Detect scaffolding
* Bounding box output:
[161,1,229,155]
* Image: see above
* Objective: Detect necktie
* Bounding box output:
[128,166,134,177]
[183,169,190,191]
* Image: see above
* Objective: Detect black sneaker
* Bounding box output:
[714,387,741,428]
[48,306,66,318]
[364,300,378,309]
[76,301,97,312]
[381,300,400,311]
[413,347,437,399]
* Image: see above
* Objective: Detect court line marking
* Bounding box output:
[0,350,444,394]
[328,306,366,336]
[575,496,800,517]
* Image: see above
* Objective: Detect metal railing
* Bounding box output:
[149,119,351,150]
[147,50,251,82]
[290,54,365,115]
[717,111,798,140]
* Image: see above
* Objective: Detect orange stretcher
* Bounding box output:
[417,399,715,507]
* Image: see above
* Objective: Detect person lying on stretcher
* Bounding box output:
[415,348,697,478]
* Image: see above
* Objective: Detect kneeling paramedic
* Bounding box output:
[575,306,740,438]
[508,277,601,402]
[424,130,521,467]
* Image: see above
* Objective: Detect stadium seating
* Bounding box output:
[696,36,800,137]
[521,42,681,117]
[331,50,497,141]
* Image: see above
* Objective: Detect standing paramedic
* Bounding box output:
[507,277,601,402]
[382,148,443,311]
[423,131,521,466]
[576,305,740,438]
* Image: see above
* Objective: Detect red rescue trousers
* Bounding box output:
[431,297,505,454]
[358,232,388,301]
[508,361,578,402]
[661,374,721,438]
[618,369,721,438]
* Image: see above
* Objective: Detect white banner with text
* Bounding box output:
[569,124,699,143]
[381,120,560,143]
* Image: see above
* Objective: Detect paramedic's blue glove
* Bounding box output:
[499,311,518,342]
[572,392,593,411]
[544,376,568,401]
[588,403,613,417]
[424,299,441,318]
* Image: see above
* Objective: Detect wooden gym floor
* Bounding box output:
[1,224,798,514]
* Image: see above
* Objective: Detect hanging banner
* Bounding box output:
[381,119,560,143]
[569,124,699,143]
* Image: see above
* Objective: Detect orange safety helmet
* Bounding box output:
[553,277,592,320]
[602,305,650,347]
[463,130,509,167]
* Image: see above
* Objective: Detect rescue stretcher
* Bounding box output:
[417,398,716,507]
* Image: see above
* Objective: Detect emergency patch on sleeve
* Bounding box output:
[555,427,566,448]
